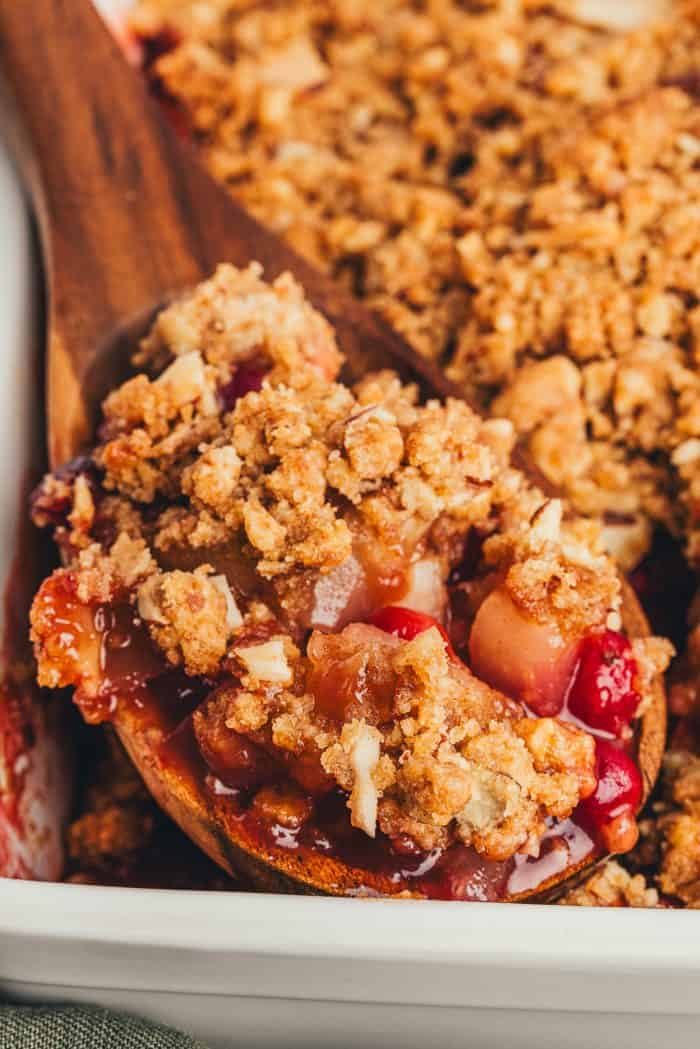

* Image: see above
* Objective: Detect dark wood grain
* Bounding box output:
[0,0,666,899]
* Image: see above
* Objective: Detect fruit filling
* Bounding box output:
[29,264,672,896]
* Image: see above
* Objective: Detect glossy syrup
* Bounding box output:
[194,759,596,901]
[135,630,602,900]
[67,590,609,899]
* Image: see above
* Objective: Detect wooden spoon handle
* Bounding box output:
[0,0,207,464]
[0,0,190,285]
[0,0,457,466]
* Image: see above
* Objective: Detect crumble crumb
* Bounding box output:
[199,623,598,859]
[136,263,342,385]
[65,729,236,889]
[137,567,233,675]
[656,749,700,906]
[92,280,553,642]
[559,860,659,907]
[30,264,667,874]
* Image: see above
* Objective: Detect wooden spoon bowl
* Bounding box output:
[114,576,665,902]
[1,0,666,899]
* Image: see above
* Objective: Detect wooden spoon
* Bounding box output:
[0,0,666,900]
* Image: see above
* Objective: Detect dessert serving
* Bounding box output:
[29,264,670,900]
[72,0,700,908]
[2,0,698,912]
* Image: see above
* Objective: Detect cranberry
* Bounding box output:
[568,630,640,736]
[576,739,642,854]
[369,606,451,649]
[219,362,267,412]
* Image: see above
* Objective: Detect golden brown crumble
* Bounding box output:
[89,266,579,671]
[384,628,596,858]
[127,0,700,570]
[32,260,632,682]
[42,0,700,898]
[198,624,597,858]
[30,264,668,875]
[655,748,700,906]
[559,860,659,907]
[450,83,700,568]
[137,567,235,675]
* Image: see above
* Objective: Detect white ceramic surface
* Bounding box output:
[1,879,700,1048]
[1,5,699,1046]
[0,126,38,650]
[0,110,71,881]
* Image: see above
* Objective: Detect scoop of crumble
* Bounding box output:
[30,265,670,877]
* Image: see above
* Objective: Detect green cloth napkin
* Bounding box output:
[0,1004,211,1048]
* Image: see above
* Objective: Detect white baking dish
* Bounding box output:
[1,879,700,1049]
[1,5,700,1045]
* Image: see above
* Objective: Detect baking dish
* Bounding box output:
[2,878,700,1049]
[1,9,700,1046]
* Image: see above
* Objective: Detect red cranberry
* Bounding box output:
[577,739,642,854]
[369,606,452,649]
[568,630,640,736]
[219,363,267,412]
[587,740,642,818]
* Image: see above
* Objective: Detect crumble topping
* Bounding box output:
[87,265,548,643]
[30,265,668,872]
[137,567,234,675]
[65,729,235,889]
[450,83,700,567]
[67,732,156,877]
[198,623,597,856]
[655,749,700,906]
[135,262,342,385]
[42,0,697,899]
[128,0,700,569]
